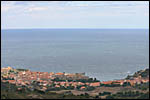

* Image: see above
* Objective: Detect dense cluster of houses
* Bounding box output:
[101,77,149,86]
[1,67,149,92]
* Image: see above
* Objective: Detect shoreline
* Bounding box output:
[1,66,149,81]
[1,66,149,99]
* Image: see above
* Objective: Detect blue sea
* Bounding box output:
[1,29,149,81]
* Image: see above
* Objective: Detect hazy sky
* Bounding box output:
[1,1,149,29]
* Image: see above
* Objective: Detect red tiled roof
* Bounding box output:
[101,81,113,84]
[80,86,86,90]
[90,82,100,86]
[55,73,64,75]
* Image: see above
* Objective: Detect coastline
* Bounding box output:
[1,66,149,99]
[1,66,149,81]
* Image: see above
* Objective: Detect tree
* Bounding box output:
[84,93,89,97]
[106,95,114,99]
[122,82,131,87]
[95,95,99,99]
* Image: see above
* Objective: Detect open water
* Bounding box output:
[1,29,149,81]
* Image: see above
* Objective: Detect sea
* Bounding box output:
[1,29,149,81]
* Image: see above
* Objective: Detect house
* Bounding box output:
[85,83,90,85]
[7,80,16,84]
[80,86,86,90]
[55,72,64,76]
[126,80,136,86]
[111,80,123,85]
[55,85,60,88]
[78,82,85,85]
[41,87,47,91]
[90,82,100,87]
[101,81,113,85]
[142,79,149,83]
[60,82,66,86]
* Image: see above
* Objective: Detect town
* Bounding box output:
[1,66,149,93]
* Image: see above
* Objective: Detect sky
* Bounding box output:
[1,1,149,29]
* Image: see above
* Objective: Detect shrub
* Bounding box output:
[99,92,111,96]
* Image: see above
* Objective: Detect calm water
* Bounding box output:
[1,29,149,81]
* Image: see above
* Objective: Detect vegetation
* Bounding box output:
[126,68,149,79]
[133,82,149,90]
[99,92,111,96]
[100,83,121,87]
[122,82,131,87]
[1,68,149,99]
[105,91,149,99]
[1,82,93,99]
[16,68,29,71]
[52,77,100,83]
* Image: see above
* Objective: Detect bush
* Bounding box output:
[133,82,149,90]
[100,83,120,87]
[106,95,114,99]
[122,82,131,87]
[84,93,89,97]
[85,86,95,91]
[99,92,111,96]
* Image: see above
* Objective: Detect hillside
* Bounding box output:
[126,68,149,80]
[1,68,149,99]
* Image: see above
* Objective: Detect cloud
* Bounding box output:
[1,1,149,13]
[1,5,11,12]
[25,6,48,12]
[62,1,149,7]
[1,1,149,29]
[1,1,149,21]
[1,1,15,12]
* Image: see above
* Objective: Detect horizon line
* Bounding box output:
[1,28,149,30]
